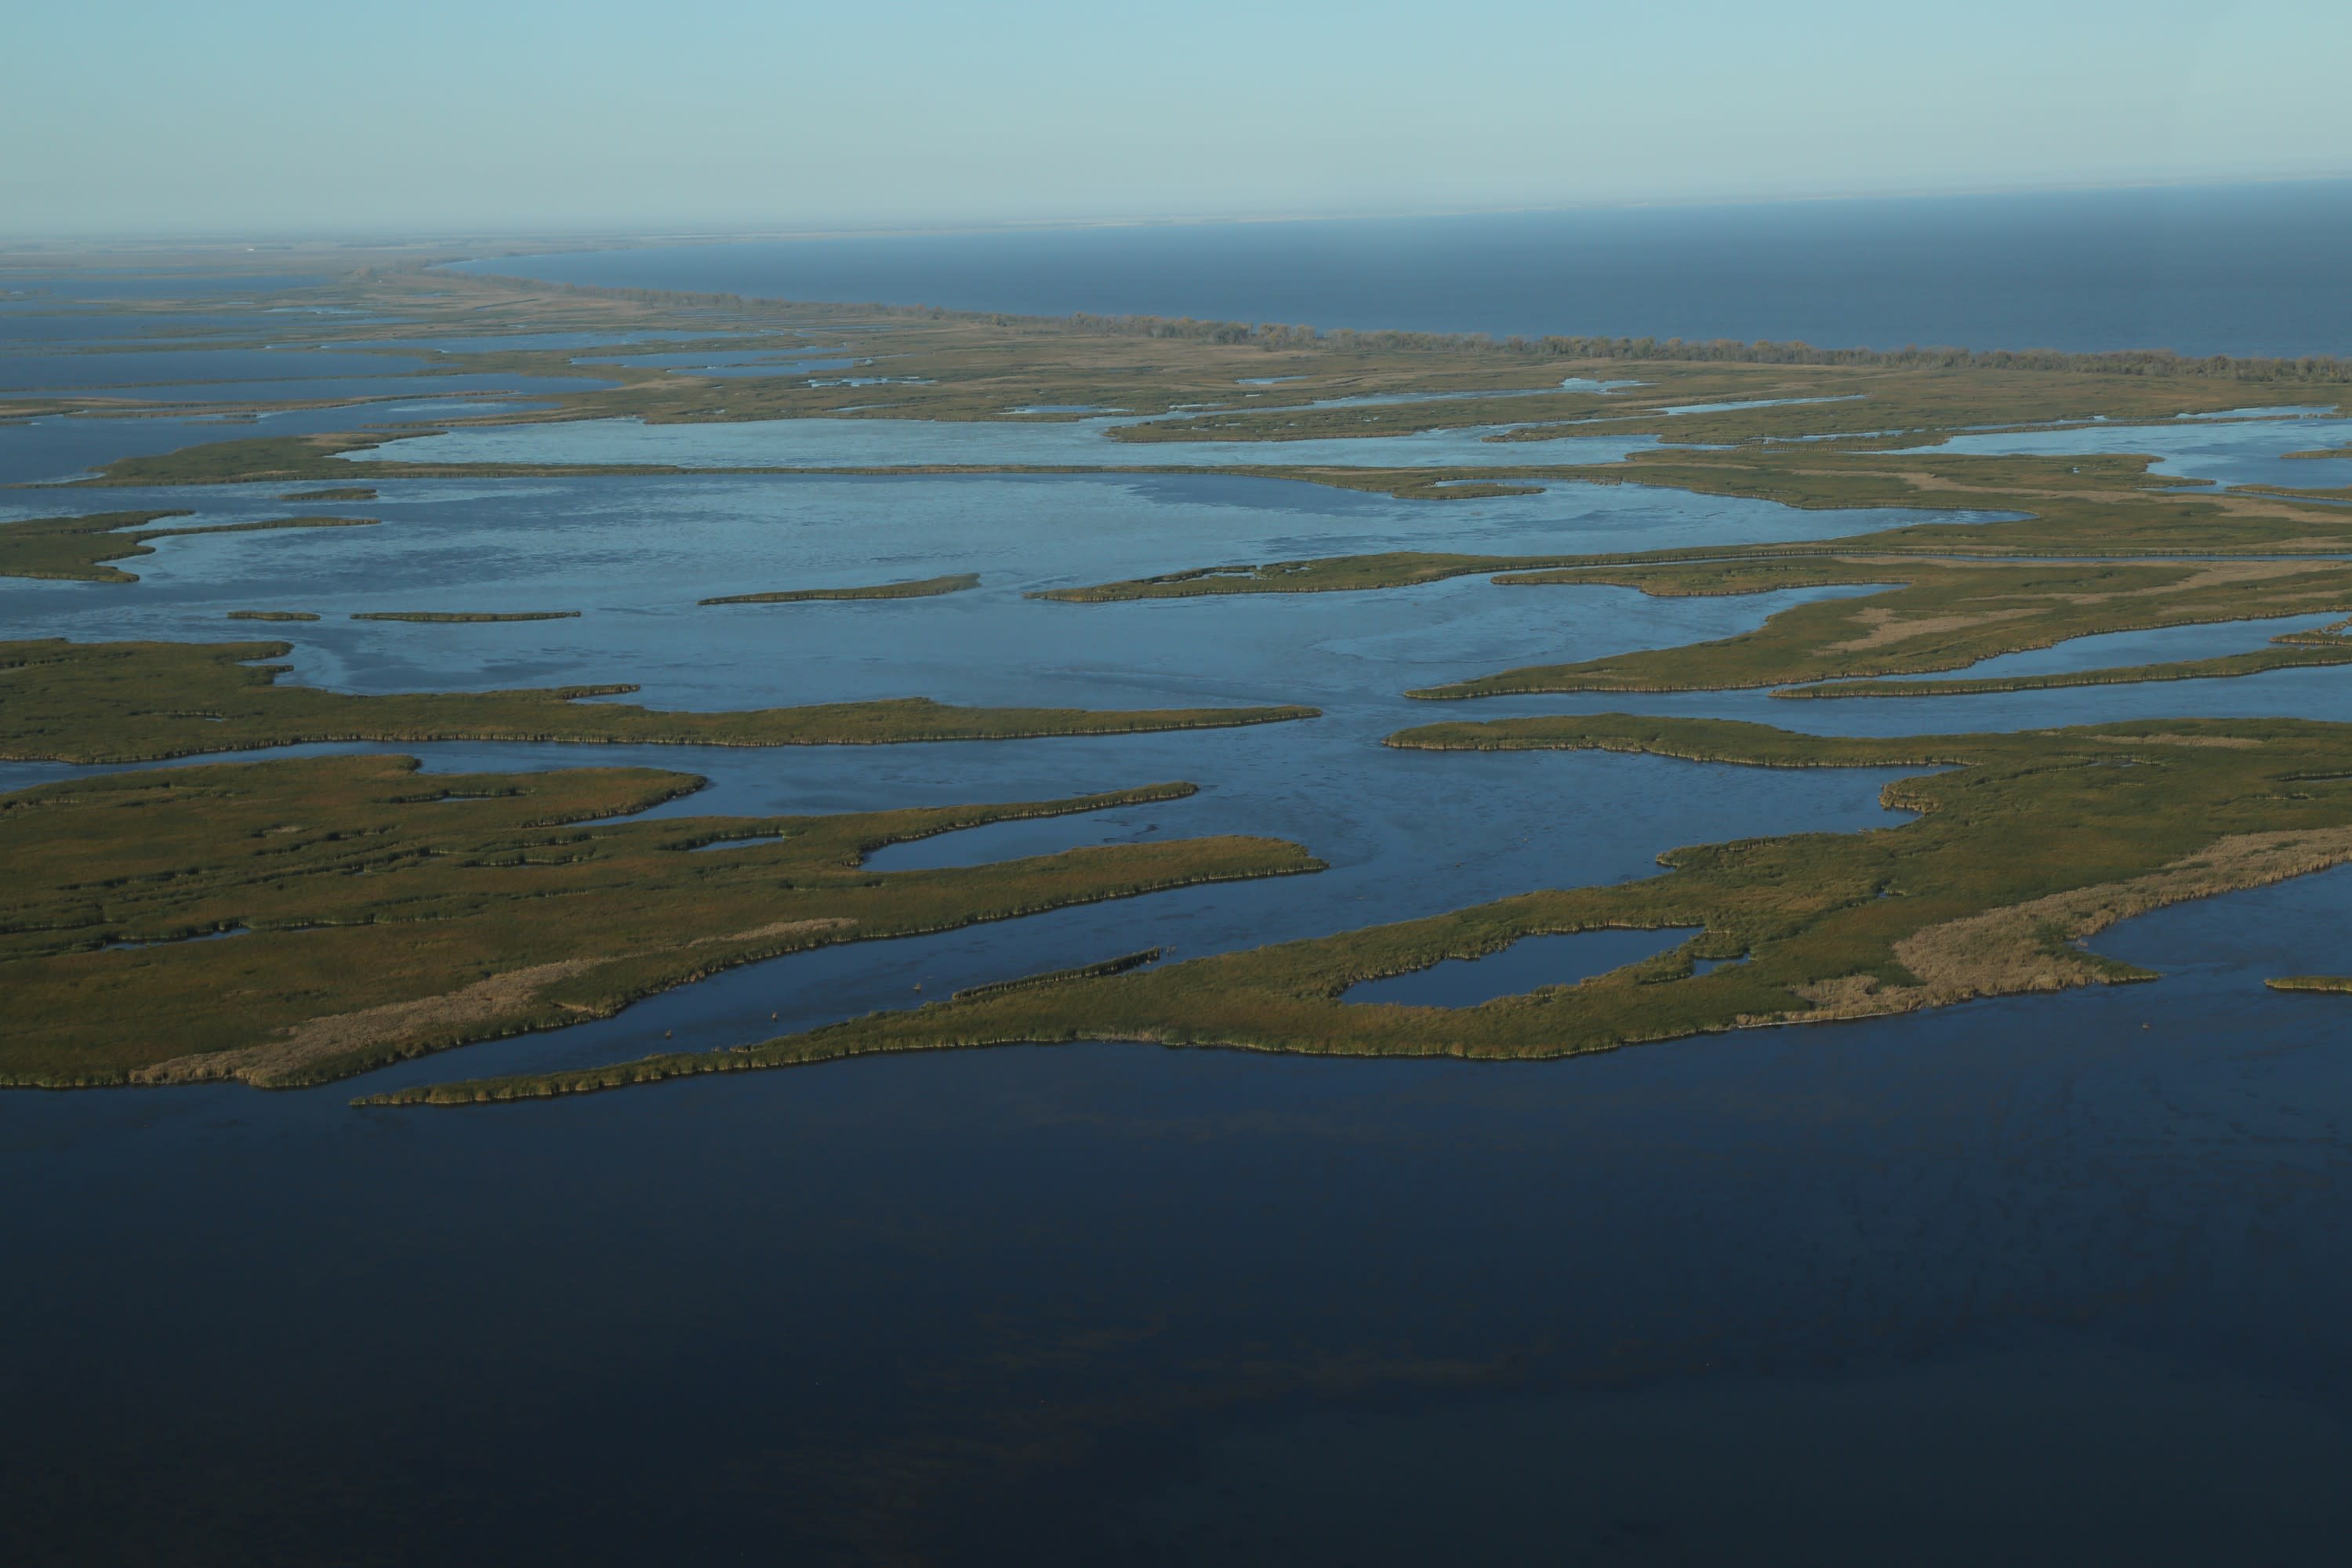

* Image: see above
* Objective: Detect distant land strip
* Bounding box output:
[702,572,979,604]
[0,638,1322,764]
[352,610,582,623]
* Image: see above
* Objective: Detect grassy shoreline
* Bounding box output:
[0,638,1320,764]
[1777,641,2352,698]
[351,610,582,623]
[702,572,980,604]
[0,510,376,583]
[368,714,2352,1105]
[0,758,1322,1088]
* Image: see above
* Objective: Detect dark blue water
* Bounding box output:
[460,180,2352,358]
[10,884,2352,1565]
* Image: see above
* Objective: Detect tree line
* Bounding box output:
[1075,314,2352,382]
[450,274,2351,383]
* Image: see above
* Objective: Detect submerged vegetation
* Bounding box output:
[370,715,2352,1104]
[0,639,1320,764]
[0,757,1318,1087]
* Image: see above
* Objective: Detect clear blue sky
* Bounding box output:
[5,0,2348,238]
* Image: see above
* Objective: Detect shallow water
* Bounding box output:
[343,394,2352,492]
[355,411,1661,470]
[0,468,1963,670]
[1926,412,2352,492]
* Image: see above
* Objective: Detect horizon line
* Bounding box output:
[3,167,2349,254]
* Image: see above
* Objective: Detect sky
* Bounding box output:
[5,0,2350,239]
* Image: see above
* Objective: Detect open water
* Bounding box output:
[460,178,2352,358]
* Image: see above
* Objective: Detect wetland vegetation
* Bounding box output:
[32,264,2348,511]
[1417,555,2352,698]
[350,610,583,622]
[368,715,2352,1103]
[701,572,980,605]
[0,510,376,583]
[0,757,1316,1087]
[0,639,1320,764]
[2265,975,2352,994]
[1777,641,2352,699]
[307,270,2352,446]
[1041,445,2352,699]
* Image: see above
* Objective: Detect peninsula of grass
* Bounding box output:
[1777,641,2352,699]
[2265,975,2352,994]
[1408,554,2352,699]
[278,486,376,502]
[352,610,583,622]
[227,610,320,622]
[0,510,183,580]
[0,757,1320,1088]
[1036,552,1544,602]
[365,714,2352,1105]
[1044,441,2352,586]
[949,948,1164,1003]
[702,572,980,605]
[0,639,1321,764]
[74,434,427,488]
[0,510,376,583]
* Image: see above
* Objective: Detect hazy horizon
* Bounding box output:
[6,0,2349,241]
[18,171,2352,253]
